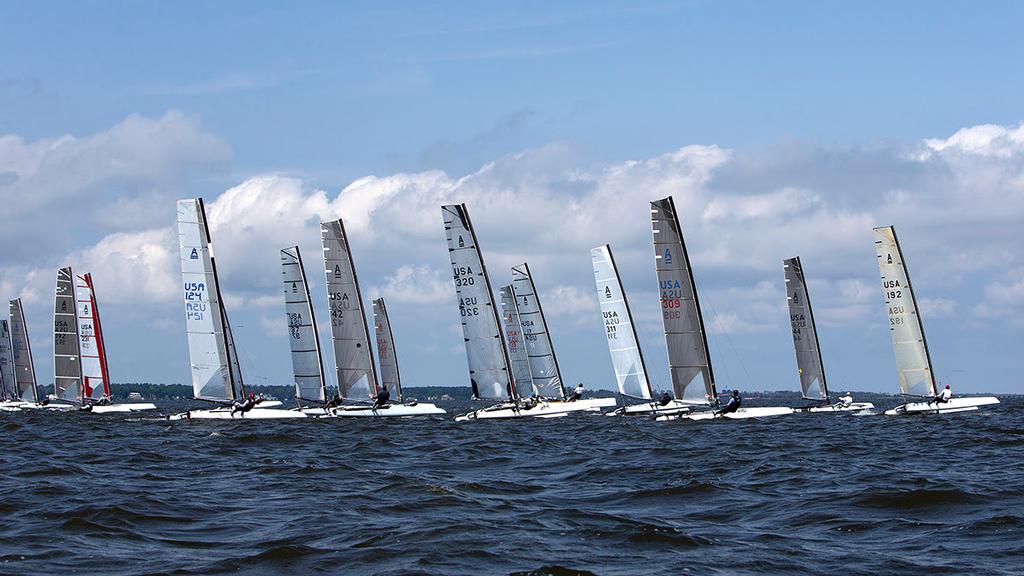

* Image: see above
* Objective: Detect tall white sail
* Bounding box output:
[177,198,241,403]
[591,245,652,399]
[372,298,402,401]
[783,257,829,401]
[874,226,937,397]
[0,320,14,400]
[442,204,514,401]
[54,266,83,404]
[321,219,378,400]
[500,285,536,399]
[651,197,716,405]
[281,246,327,404]
[510,263,565,399]
[8,299,37,402]
[75,273,112,401]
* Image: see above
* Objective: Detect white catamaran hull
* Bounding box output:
[884,396,999,416]
[804,402,875,413]
[455,398,611,421]
[168,406,309,420]
[606,399,693,417]
[86,403,159,413]
[657,406,795,421]
[0,401,22,412]
[326,402,447,417]
[16,402,76,411]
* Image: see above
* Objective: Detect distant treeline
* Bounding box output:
[104,384,619,401]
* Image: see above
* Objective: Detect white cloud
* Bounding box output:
[368,265,452,305]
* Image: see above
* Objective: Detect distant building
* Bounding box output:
[127,392,144,401]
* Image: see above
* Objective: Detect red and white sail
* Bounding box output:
[75,273,112,401]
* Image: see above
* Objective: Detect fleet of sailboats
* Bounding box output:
[0,199,1002,422]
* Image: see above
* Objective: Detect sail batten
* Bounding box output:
[321,219,379,400]
[282,246,327,405]
[177,198,240,403]
[873,226,937,397]
[443,204,514,401]
[372,298,402,401]
[592,244,652,399]
[54,267,83,404]
[783,257,829,401]
[510,263,565,399]
[651,197,716,405]
[8,299,37,402]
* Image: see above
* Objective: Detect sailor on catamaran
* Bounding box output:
[836,393,854,409]
[715,390,742,416]
[659,391,673,406]
[231,392,259,416]
[932,384,952,405]
[324,394,344,409]
[566,383,585,402]
[373,386,391,409]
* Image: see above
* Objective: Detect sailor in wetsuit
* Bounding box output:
[932,384,952,405]
[659,391,673,406]
[324,394,344,409]
[231,392,258,416]
[566,383,585,402]
[715,390,742,416]
[373,386,391,409]
[836,393,854,409]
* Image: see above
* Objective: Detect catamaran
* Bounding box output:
[48,269,156,413]
[783,257,873,413]
[444,204,602,421]
[592,245,692,416]
[507,263,615,413]
[0,319,20,410]
[647,197,792,422]
[873,226,999,416]
[7,298,48,409]
[315,220,444,417]
[170,198,306,420]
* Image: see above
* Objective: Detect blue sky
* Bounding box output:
[2,1,1022,394]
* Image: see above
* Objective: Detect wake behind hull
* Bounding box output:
[87,403,158,413]
[657,406,795,421]
[884,396,999,416]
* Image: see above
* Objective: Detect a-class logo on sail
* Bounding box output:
[190,248,199,259]
[334,264,343,278]
[458,235,465,248]
[887,253,893,264]
[663,248,672,265]
[604,286,612,299]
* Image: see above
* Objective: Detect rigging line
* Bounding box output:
[702,290,754,391]
[693,279,734,392]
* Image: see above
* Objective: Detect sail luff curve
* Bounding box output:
[783,257,829,401]
[321,219,379,400]
[651,197,716,405]
[442,204,515,401]
[372,298,402,402]
[592,244,653,399]
[282,246,327,404]
[54,266,83,404]
[874,226,937,397]
[9,299,37,402]
[510,262,565,399]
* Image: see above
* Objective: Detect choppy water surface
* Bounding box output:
[1,396,1021,575]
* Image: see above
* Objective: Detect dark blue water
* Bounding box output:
[1,396,1021,575]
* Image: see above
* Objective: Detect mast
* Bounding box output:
[783,257,829,401]
[592,244,653,399]
[372,298,402,402]
[874,226,937,397]
[177,198,240,403]
[321,219,379,400]
[9,299,38,403]
[281,246,327,405]
[510,263,566,399]
[651,197,717,405]
[442,204,516,402]
[54,266,83,404]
